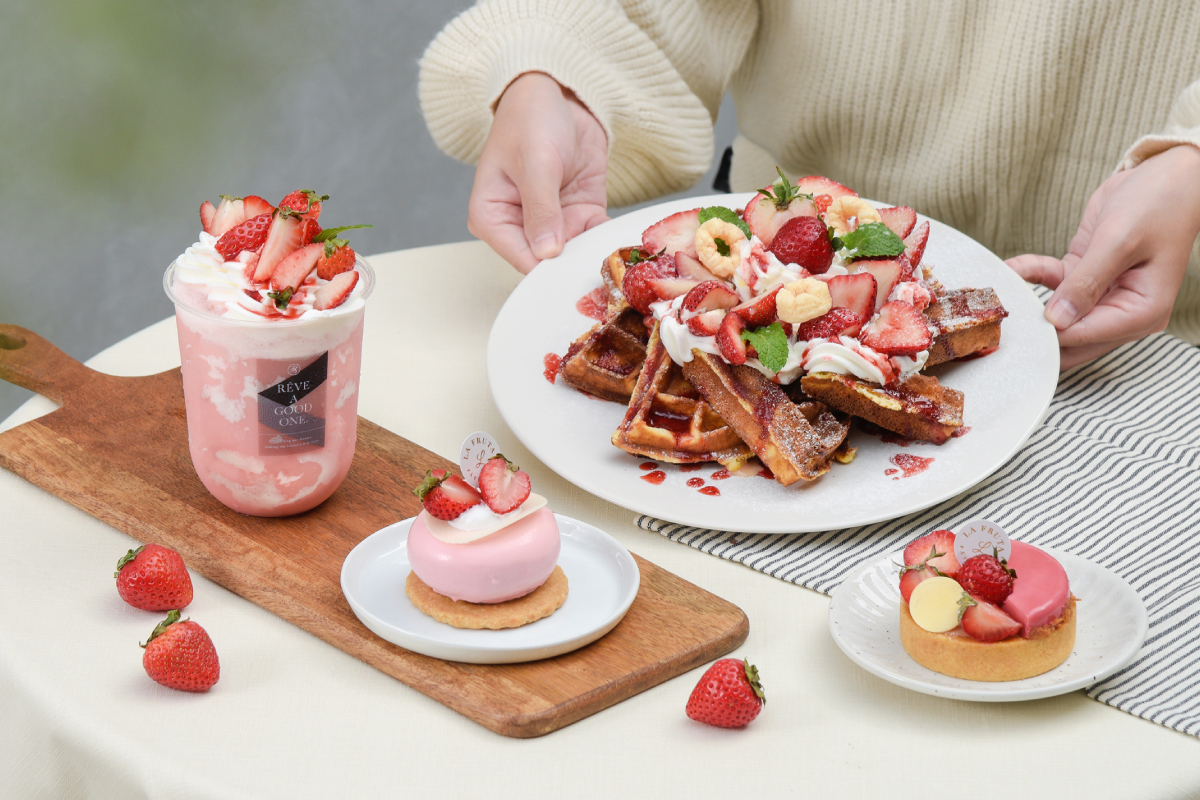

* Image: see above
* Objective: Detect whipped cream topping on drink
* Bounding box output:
[173,231,369,322]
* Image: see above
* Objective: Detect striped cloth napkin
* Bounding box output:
[637,332,1200,736]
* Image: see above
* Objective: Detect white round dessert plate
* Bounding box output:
[340,513,640,664]
[487,193,1059,533]
[828,547,1148,701]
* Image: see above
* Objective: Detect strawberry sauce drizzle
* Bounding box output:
[679,464,703,473]
[686,477,705,488]
[542,353,562,384]
[951,426,972,438]
[575,287,609,321]
[639,462,659,471]
[710,468,731,480]
[641,470,666,485]
[699,486,721,496]
[888,453,934,479]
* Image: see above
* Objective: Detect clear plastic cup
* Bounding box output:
[163,258,374,516]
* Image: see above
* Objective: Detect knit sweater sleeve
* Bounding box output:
[418,0,758,208]
[1119,76,1200,169]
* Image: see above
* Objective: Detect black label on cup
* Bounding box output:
[257,352,327,453]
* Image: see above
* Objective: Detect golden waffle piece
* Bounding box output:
[799,372,964,444]
[559,306,651,403]
[611,324,753,466]
[601,247,635,311]
[681,351,850,485]
[924,288,1008,366]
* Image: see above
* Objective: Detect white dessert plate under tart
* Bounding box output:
[340,513,640,664]
[487,193,1060,534]
[828,547,1148,702]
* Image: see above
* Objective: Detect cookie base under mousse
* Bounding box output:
[406,567,568,630]
[899,597,1076,682]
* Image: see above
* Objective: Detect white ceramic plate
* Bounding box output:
[487,193,1060,533]
[827,547,1148,701]
[340,514,640,664]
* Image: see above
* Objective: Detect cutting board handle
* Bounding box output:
[0,325,103,407]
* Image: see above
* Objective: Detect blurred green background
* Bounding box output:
[0,0,734,421]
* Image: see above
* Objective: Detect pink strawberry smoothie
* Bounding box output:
[166,256,373,516]
[1002,541,1070,636]
[407,506,560,603]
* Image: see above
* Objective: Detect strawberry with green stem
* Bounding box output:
[141,610,220,692]
[313,225,372,280]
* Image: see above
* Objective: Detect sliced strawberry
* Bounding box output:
[730,284,782,327]
[642,209,701,260]
[199,201,217,234]
[825,272,877,335]
[859,301,934,356]
[254,213,305,282]
[813,194,833,215]
[902,529,960,577]
[878,206,917,238]
[414,468,482,521]
[795,306,860,340]
[622,255,678,314]
[899,565,938,604]
[961,598,1021,643]
[269,242,323,292]
[313,270,359,310]
[215,212,273,261]
[243,195,274,218]
[477,454,531,514]
[794,175,858,201]
[686,309,726,336]
[209,196,247,238]
[648,277,700,303]
[716,311,749,365]
[903,221,930,269]
[674,251,722,283]
[855,257,907,310]
[682,281,739,314]
[744,192,816,248]
[300,217,322,245]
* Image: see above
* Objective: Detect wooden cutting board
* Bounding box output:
[0,324,747,738]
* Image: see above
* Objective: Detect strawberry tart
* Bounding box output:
[406,456,566,629]
[897,529,1076,681]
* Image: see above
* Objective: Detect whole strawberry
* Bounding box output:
[958,551,1018,605]
[477,454,532,514]
[414,468,482,520]
[685,658,765,728]
[141,610,220,692]
[115,544,193,611]
[769,216,833,273]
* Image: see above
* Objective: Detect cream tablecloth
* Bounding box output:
[1,242,1196,799]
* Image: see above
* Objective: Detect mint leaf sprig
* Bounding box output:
[835,222,905,259]
[740,321,790,373]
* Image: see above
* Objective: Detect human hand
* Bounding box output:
[468,72,610,273]
[1007,145,1200,369]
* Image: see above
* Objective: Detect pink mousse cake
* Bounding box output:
[408,506,560,603]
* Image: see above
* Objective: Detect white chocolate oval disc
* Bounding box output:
[908,576,967,633]
[953,518,1012,564]
[459,431,499,488]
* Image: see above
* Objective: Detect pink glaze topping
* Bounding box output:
[407,506,560,604]
[1002,541,1070,637]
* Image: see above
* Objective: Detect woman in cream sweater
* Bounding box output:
[419,1,1200,368]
